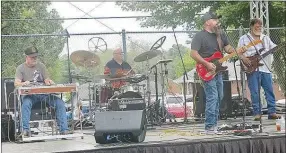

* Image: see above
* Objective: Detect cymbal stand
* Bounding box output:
[159,62,168,122]
[145,57,153,127]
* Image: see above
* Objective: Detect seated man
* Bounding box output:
[104,48,135,89]
[14,46,68,137]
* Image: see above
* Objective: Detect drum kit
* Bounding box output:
[68,37,171,126]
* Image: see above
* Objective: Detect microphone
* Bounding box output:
[172,25,177,30]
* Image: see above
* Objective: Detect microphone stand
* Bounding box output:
[172,26,189,122]
[243,27,271,134]
[220,25,251,135]
[251,38,271,134]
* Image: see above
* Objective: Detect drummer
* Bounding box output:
[104,48,135,89]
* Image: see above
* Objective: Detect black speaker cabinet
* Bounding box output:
[94,110,147,144]
[1,114,15,142]
[192,80,232,119]
[1,78,17,112]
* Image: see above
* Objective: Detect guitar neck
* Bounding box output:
[217,41,262,64]
[260,45,281,59]
[218,51,237,64]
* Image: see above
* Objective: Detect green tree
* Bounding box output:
[1,2,65,82]
[117,1,286,94]
[116,2,285,29]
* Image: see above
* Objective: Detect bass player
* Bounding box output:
[190,11,244,134]
[238,18,280,121]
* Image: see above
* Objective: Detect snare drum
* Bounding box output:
[121,83,145,94]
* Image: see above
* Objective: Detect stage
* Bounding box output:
[2,115,285,153]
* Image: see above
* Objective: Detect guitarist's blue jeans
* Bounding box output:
[203,74,223,130]
[246,71,276,116]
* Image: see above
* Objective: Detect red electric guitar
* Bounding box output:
[196,40,262,81]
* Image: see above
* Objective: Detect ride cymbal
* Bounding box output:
[134,50,162,62]
[70,50,100,67]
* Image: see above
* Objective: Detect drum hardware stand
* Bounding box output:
[145,57,154,127]
[159,61,166,123]
[222,26,254,136]
[153,65,160,123]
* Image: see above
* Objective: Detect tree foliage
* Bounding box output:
[1,2,65,82]
[116,1,285,29]
[117,1,286,94]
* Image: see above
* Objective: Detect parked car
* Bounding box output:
[163,95,193,118]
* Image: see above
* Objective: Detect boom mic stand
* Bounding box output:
[247,35,271,134]
[241,24,272,134]
[172,26,189,123]
[219,25,252,135]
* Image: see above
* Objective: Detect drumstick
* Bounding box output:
[126,68,133,75]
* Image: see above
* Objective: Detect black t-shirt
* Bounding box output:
[191,30,229,58]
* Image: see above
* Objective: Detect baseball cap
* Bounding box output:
[202,12,221,23]
[24,46,39,57]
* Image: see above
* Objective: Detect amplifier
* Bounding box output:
[1,114,15,142]
[109,98,146,111]
[1,78,17,112]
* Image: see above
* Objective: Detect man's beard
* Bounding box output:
[253,30,262,36]
[213,25,221,34]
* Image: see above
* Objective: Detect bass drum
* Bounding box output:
[109,91,146,111]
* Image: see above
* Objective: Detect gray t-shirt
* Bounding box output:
[15,62,49,83]
[191,30,229,58]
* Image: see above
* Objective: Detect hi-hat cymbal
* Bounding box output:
[134,50,162,62]
[70,50,100,67]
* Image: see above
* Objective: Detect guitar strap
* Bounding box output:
[216,32,223,52]
[246,34,266,55]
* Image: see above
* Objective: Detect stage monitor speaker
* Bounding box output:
[192,79,232,118]
[94,110,147,144]
[1,114,15,142]
[1,78,17,112]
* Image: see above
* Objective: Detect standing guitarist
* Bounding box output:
[238,18,280,121]
[190,12,237,134]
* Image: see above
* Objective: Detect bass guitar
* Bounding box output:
[196,40,262,81]
[242,42,285,73]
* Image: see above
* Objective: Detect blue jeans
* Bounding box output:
[203,74,223,130]
[246,71,276,115]
[21,94,68,132]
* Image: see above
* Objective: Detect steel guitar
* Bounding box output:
[17,83,77,95]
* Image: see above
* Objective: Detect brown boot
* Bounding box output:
[268,114,281,120]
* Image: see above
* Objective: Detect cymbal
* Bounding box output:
[157,59,173,64]
[106,76,128,81]
[66,74,90,79]
[70,50,100,67]
[93,74,112,79]
[134,50,161,62]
